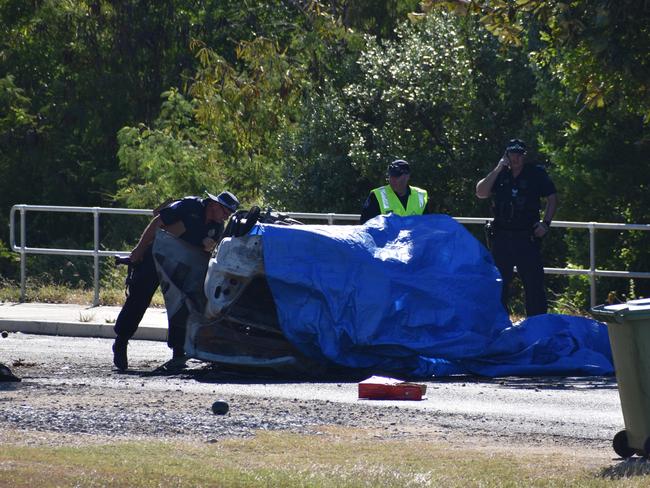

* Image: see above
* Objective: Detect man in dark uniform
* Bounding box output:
[476,139,558,316]
[360,159,430,224]
[112,191,240,371]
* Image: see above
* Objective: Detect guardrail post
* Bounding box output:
[19,206,26,302]
[589,223,596,308]
[93,208,100,307]
[327,213,334,225]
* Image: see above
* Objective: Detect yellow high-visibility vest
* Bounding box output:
[371,185,428,216]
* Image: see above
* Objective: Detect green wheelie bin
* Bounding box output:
[592,298,650,458]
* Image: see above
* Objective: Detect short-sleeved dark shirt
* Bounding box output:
[158,197,224,247]
[491,164,556,230]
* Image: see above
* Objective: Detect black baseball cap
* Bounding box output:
[206,191,240,213]
[506,139,527,154]
[387,159,410,177]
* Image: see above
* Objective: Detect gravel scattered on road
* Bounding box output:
[0,332,618,459]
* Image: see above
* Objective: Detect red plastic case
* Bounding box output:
[358,376,427,401]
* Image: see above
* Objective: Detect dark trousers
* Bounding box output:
[491,230,548,316]
[113,247,186,350]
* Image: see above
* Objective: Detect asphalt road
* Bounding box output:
[0,332,625,452]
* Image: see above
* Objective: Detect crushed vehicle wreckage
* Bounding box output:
[152,209,614,379]
[153,207,329,375]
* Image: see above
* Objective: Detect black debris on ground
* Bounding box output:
[0,362,21,382]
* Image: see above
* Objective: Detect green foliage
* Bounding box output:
[0,0,205,235]
[116,90,225,208]
[2,0,650,308]
[319,0,422,39]
[532,68,650,300]
[115,1,374,208]
[267,88,365,212]
[422,0,650,302]
[0,74,38,251]
[426,0,650,125]
[0,239,20,281]
[0,75,36,133]
[343,11,479,212]
[188,38,301,203]
[271,10,536,215]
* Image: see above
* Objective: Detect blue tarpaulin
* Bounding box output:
[260,214,613,378]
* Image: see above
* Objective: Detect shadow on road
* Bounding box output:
[600,458,650,479]
[433,374,618,390]
[114,360,618,391]
[110,359,371,384]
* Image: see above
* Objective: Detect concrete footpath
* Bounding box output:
[0,302,168,341]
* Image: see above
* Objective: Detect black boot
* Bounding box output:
[172,346,185,360]
[165,346,186,370]
[112,338,128,371]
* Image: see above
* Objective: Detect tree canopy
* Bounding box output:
[1,0,649,309]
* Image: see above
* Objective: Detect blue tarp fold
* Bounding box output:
[260,214,613,377]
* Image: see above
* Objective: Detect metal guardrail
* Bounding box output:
[9,204,650,307]
[9,205,152,306]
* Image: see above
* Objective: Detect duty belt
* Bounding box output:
[495,228,531,235]
[494,227,540,244]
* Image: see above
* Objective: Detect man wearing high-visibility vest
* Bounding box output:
[360,159,430,224]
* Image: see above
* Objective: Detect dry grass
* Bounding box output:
[0,281,164,307]
[0,428,647,487]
